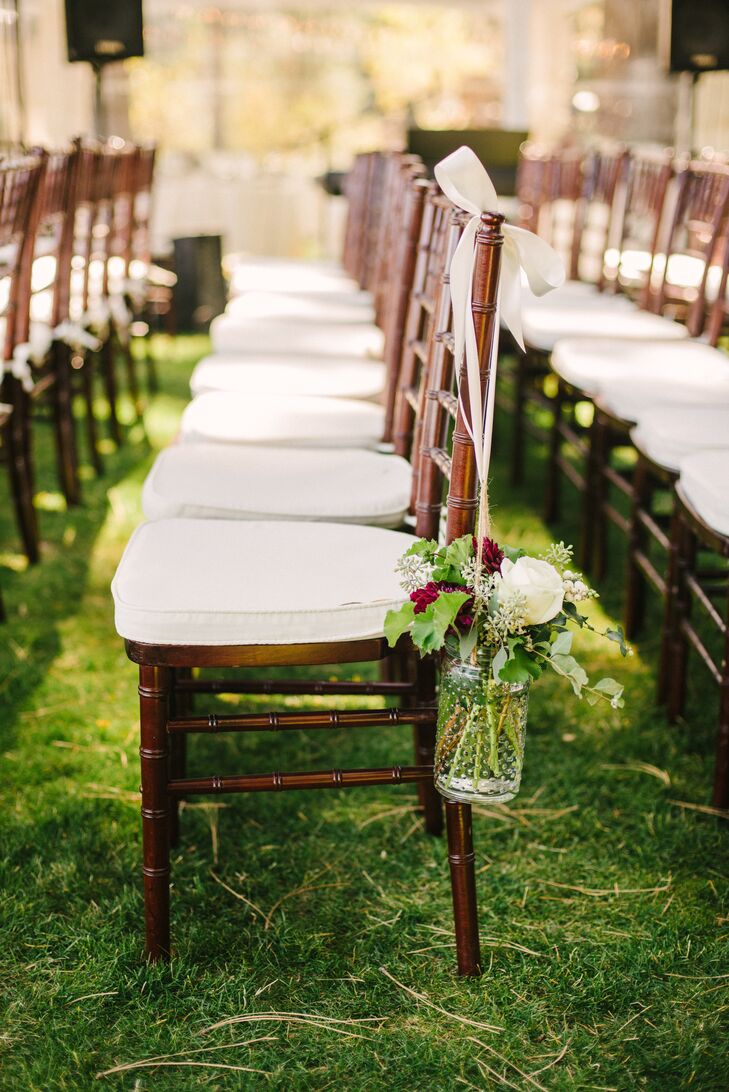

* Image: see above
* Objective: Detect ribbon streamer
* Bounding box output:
[434,146,564,494]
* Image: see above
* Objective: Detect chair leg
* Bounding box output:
[168,667,191,847]
[544,379,564,524]
[667,517,693,724]
[123,339,144,420]
[413,654,442,836]
[657,508,680,705]
[53,346,81,506]
[713,600,729,809]
[625,457,650,641]
[144,334,159,394]
[80,360,103,476]
[511,351,527,487]
[446,801,481,976]
[578,414,599,574]
[139,665,171,961]
[5,409,40,564]
[101,340,122,446]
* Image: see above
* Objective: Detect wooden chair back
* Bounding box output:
[0,156,44,363]
[415,210,505,545]
[26,149,77,331]
[571,147,630,287]
[515,143,552,234]
[392,194,464,504]
[131,144,156,270]
[648,160,729,332]
[609,149,674,301]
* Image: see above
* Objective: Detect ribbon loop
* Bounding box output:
[434,146,564,495]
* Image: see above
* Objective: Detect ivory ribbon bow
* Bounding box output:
[8,321,102,392]
[434,146,564,492]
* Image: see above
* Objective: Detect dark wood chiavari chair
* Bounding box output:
[183,160,425,448]
[24,146,106,503]
[143,173,439,523]
[665,473,729,808]
[506,146,628,487]
[540,158,722,561]
[112,201,505,976]
[128,144,170,393]
[105,141,144,422]
[582,161,729,579]
[0,155,44,586]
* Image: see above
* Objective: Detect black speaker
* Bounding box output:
[670,0,729,72]
[172,236,227,333]
[65,0,144,65]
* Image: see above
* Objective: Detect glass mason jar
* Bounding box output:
[434,647,530,804]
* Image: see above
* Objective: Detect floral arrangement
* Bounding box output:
[385,534,625,804]
[385,534,626,705]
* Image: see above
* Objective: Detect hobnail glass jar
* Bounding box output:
[434,647,530,804]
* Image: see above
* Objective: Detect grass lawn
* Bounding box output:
[1,337,728,1090]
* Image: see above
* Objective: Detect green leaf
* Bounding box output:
[383,600,415,648]
[502,544,526,563]
[550,653,589,696]
[496,641,542,684]
[594,677,625,708]
[492,645,508,680]
[606,626,629,657]
[410,591,470,655]
[551,630,573,657]
[562,601,587,626]
[458,625,479,662]
[443,535,473,572]
[404,538,439,559]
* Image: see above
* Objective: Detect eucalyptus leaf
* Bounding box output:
[551,630,573,657]
[606,626,629,657]
[550,653,589,696]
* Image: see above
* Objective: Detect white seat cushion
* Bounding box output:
[181,392,385,448]
[679,450,729,537]
[522,299,688,353]
[112,519,410,645]
[142,444,411,527]
[553,337,729,406]
[225,290,375,325]
[189,353,385,400]
[210,315,384,358]
[630,405,729,472]
[229,258,362,297]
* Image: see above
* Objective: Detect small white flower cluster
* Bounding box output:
[460,559,497,604]
[562,570,598,603]
[483,589,528,643]
[541,541,573,569]
[395,554,433,593]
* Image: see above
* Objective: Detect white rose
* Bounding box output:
[496,556,564,626]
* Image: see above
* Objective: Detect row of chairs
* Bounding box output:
[0,138,166,618]
[112,150,509,974]
[508,142,729,808]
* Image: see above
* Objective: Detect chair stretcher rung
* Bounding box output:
[168,765,434,796]
[428,446,452,478]
[685,573,727,634]
[602,501,630,534]
[404,387,419,411]
[636,510,671,552]
[633,550,667,596]
[556,456,584,491]
[680,623,723,684]
[168,706,436,734]
[175,678,416,697]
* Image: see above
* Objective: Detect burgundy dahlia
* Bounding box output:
[410,581,474,632]
[472,536,504,575]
